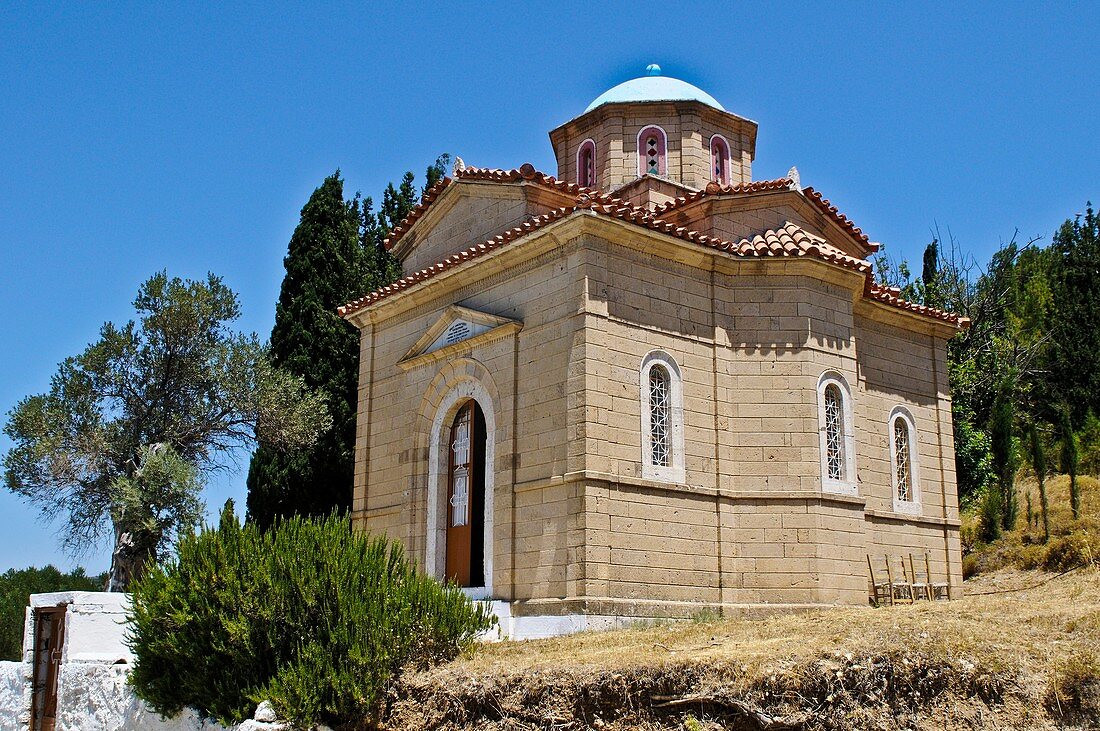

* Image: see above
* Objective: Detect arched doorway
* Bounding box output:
[444,399,487,587]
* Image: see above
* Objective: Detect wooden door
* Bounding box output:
[445,401,483,586]
[30,606,65,731]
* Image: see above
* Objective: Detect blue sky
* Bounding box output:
[1,3,1096,574]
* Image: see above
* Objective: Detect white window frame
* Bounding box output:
[817,371,857,495]
[889,406,922,516]
[640,351,685,483]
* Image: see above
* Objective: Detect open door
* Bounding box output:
[445,400,486,587]
[30,605,65,731]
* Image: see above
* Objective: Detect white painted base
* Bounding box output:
[479,602,639,641]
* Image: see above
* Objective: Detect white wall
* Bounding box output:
[1,660,28,729]
[0,593,282,731]
[54,663,215,731]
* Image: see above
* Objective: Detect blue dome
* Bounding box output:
[584,65,724,113]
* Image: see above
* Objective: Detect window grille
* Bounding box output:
[824,384,844,481]
[649,366,671,467]
[894,417,912,501]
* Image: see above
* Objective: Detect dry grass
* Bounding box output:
[964,474,1100,577]
[384,567,1100,730]
[382,477,1100,729]
[455,568,1098,678]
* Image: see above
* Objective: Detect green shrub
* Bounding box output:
[961,553,980,579]
[126,502,493,728]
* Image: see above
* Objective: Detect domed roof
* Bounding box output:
[584,64,725,113]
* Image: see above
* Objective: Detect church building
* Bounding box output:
[340,65,967,638]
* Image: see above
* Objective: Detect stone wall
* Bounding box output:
[351,211,963,623]
[550,102,755,191]
[354,237,588,601]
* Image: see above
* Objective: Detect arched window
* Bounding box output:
[641,351,684,482]
[710,134,730,185]
[577,139,596,187]
[817,372,857,495]
[637,126,667,177]
[889,407,921,515]
[893,417,911,501]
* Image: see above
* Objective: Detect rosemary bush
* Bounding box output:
[127,502,493,727]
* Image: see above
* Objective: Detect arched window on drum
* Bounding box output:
[637,125,667,177]
[710,134,731,185]
[577,139,596,187]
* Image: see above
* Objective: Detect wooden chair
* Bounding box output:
[886,555,916,604]
[924,553,950,601]
[866,554,892,606]
[907,553,932,600]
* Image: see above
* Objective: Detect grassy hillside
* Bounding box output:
[381,480,1099,730]
[383,568,1099,730]
[963,474,1099,577]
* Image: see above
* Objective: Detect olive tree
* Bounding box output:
[3,272,330,590]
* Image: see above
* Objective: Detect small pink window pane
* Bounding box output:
[639,126,666,177]
[711,136,730,185]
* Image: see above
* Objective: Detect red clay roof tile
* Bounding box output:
[382,164,619,251]
[344,165,961,327]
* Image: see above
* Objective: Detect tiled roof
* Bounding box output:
[340,192,965,327]
[728,222,870,271]
[865,282,968,326]
[651,178,796,215]
[801,186,879,253]
[382,163,617,251]
[650,179,881,254]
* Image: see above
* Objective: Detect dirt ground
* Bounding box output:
[382,567,1100,730]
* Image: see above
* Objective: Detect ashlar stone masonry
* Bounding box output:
[340,65,967,637]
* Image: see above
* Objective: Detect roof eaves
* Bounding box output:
[343,193,964,328]
[801,186,880,253]
[863,281,969,328]
[382,163,619,251]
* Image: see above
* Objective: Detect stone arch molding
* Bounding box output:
[417,358,499,599]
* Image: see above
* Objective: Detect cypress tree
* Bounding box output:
[1060,409,1081,520]
[990,384,1018,532]
[921,239,941,310]
[247,156,449,527]
[246,172,372,527]
[423,154,451,194]
[1048,203,1100,425]
[1027,421,1049,542]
